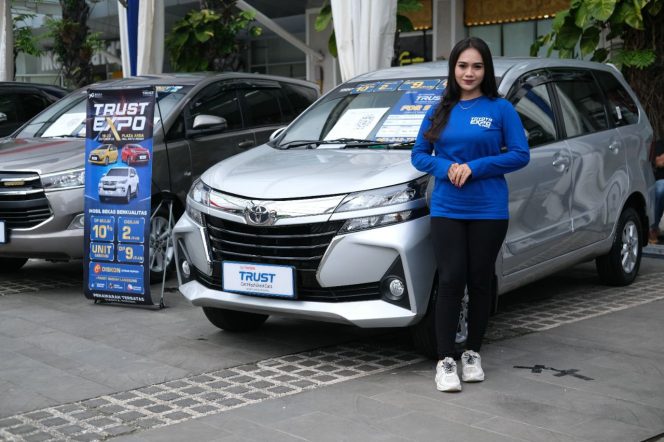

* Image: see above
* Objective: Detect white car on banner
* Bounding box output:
[98,167,140,203]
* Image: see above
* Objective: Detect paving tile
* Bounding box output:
[473,416,588,442]
[566,417,655,442]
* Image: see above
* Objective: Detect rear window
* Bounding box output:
[551,71,609,137]
[594,70,639,127]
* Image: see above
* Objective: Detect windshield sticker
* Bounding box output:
[374,80,403,92]
[351,82,382,94]
[41,112,87,138]
[155,86,183,93]
[324,107,390,141]
[398,79,441,90]
[436,79,448,90]
[375,92,440,142]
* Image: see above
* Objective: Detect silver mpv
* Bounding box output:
[174,59,654,356]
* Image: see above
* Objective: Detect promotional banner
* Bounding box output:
[83,87,156,305]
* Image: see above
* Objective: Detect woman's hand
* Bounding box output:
[448,163,472,187]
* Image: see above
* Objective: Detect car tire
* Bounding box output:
[596,206,642,286]
[0,257,28,273]
[202,307,269,331]
[148,203,175,284]
[410,284,468,360]
[104,157,109,165]
[125,189,131,204]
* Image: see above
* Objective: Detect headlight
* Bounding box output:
[335,177,428,212]
[41,168,85,191]
[186,179,211,225]
[339,210,415,234]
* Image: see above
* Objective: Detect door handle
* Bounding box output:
[551,154,570,172]
[237,139,254,149]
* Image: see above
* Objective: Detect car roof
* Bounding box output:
[350,57,621,81]
[78,72,317,91]
[0,81,70,97]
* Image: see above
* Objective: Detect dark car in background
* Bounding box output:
[0,82,69,137]
[0,73,319,281]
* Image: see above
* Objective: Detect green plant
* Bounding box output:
[315,0,422,65]
[531,0,663,138]
[45,0,97,88]
[166,0,261,72]
[13,13,43,59]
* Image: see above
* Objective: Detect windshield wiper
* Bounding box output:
[279,138,414,149]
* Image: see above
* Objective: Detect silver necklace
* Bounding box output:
[458,98,481,110]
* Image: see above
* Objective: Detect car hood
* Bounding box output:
[90,148,106,155]
[200,144,425,199]
[0,137,84,173]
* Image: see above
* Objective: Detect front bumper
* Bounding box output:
[98,186,128,198]
[0,187,84,260]
[173,210,437,328]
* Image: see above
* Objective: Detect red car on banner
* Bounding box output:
[121,144,151,165]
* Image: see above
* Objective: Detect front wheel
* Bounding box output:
[410,285,468,360]
[203,307,268,331]
[148,203,175,284]
[596,207,642,286]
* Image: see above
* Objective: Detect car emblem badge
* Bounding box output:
[244,204,275,226]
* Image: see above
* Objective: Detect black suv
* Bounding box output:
[0,73,319,280]
[0,82,69,137]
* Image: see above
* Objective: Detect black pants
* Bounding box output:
[430,217,508,359]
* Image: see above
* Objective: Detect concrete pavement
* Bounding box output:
[1,258,663,441]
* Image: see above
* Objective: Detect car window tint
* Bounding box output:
[512,83,557,148]
[190,85,242,130]
[553,75,609,137]
[0,94,20,123]
[283,83,317,116]
[594,70,638,126]
[167,113,186,141]
[242,88,283,126]
[21,94,49,118]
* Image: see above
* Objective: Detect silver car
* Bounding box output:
[173,59,655,356]
[0,73,318,281]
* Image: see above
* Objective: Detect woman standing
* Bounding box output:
[411,37,529,392]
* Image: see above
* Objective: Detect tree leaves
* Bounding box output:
[580,27,601,56]
[586,0,618,20]
[315,2,332,32]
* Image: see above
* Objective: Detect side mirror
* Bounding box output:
[269,126,287,142]
[192,114,228,131]
[0,112,7,123]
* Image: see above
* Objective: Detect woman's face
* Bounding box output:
[454,47,485,97]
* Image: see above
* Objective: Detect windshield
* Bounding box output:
[278,78,446,148]
[14,85,192,139]
[106,169,129,177]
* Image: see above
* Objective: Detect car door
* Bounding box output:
[502,72,574,275]
[550,69,627,248]
[238,80,288,146]
[184,80,256,179]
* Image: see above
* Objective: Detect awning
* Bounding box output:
[465,0,570,26]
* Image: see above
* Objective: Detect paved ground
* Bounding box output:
[1,257,664,441]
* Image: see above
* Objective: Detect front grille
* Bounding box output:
[0,172,52,229]
[201,215,382,302]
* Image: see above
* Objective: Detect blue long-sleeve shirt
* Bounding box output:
[411,96,530,219]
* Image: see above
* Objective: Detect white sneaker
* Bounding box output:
[461,350,484,382]
[435,357,461,392]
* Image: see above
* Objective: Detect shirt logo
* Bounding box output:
[470,117,492,129]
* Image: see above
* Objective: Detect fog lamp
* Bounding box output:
[181,260,191,278]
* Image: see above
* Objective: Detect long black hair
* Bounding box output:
[424,37,498,142]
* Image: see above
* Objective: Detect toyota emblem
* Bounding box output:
[244,204,276,226]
